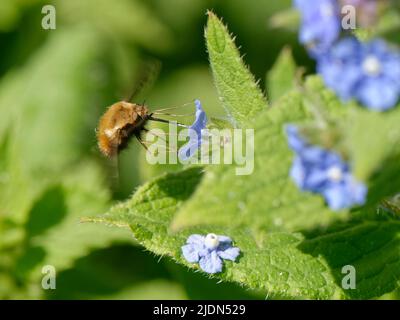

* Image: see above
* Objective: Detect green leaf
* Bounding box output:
[345,107,400,180]
[165,261,263,299]
[302,76,351,119]
[86,167,400,299]
[374,10,400,36]
[353,10,400,42]
[46,245,187,300]
[56,0,173,53]
[13,163,134,289]
[344,106,400,205]
[82,11,400,300]
[299,220,400,299]
[172,88,345,233]
[85,168,334,299]
[96,280,187,300]
[0,26,119,224]
[268,8,300,31]
[85,167,204,234]
[0,26,139,297]
[267,47,297,103]
[205,11,267,127]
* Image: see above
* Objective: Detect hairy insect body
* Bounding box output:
[97,101,149,157]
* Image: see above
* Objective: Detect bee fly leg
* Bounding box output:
[139,129,177,153]
[142,127,168,143]
[134,132,150,152]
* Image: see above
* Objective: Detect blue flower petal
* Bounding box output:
[217,235,232,244]
[178,140,200,161]
[305,168,328,190]
[323,152,347,168]
[345,175,368,205]
[322,176,367,211]
[318,61,362,100]
[181,244,200,263]
[286,125,308,152]
[317,37,400,110]
[186,234,205,245]
[217,247,240,261]
[182,233,240,273]
[290,156,307,189]
[301,146,327,164]
[323,185,349,210]
[330,37,362,60]
[216,236,234,252]
[178,99,208,161]
[192,99,208,131]
[383,55,400,84]
[199,251,223,274]
[356,77,400,111]
[368,39,393,57]
[295,0,340,56]
[286,124,368,210]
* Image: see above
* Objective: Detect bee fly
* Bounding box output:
[96,101,175,157]
[96,61,189,158]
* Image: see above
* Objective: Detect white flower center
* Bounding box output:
[362,55,382,76]
[327,166,343,182]
[205,233,219,249]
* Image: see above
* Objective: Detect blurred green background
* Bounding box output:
[0,0,314,299]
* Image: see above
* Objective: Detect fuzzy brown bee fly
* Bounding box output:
[96,101,171,157]
[96,61,188,158]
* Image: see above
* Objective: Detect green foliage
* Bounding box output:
[86,167,400,299]
[0,25,137,299]
[56,0,173,53]
[344,107,400,208]
[87,12,400,300]
[45,245,187,300]
[172,89,344,232]
[269,7,300,31]
[205,11,268,127]
[267,47,297,103]
[354,10,400,42]
[2,1,400,300]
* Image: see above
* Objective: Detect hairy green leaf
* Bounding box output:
[344,106,400,205]
[87,167,400,299]
[172,89,344,233]
[267,47,297,103]
[205,12,267,127]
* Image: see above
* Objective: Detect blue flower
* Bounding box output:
[181,233,240,274]
[294,0,341,57]
[286,125,367,210]
[178,99,208,161]
[317,37,400,111]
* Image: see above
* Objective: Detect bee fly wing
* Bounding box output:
[109,154,120,192]
[125,59,162,103]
